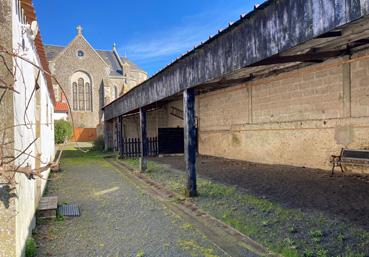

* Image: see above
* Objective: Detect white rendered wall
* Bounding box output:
[54,112,68,121]
[11,1,55,256]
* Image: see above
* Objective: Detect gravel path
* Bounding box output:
[35,154,228,257]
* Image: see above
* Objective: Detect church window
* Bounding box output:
[78,78,85,110]
[71,71,92,112]
[72,82,78,110]
[77,50,84,57]
[85,82,92,111]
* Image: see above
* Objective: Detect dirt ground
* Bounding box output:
[150,155,369,231]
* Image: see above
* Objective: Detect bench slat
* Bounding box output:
[342,149,369,160]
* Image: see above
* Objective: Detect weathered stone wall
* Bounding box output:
[0,1,16,256]
[123,67,147,93]
[50,35,109,129]
[197,49,369,171]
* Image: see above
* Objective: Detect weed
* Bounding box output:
[280,247,299,257]
[288,225,298,234]
[316,248,328,257]
[56,211,64,222]
[181,223,194,230]
[283,238,296,249]
[261,220,270,227]
[178,240,219,257]
[310,229,324,242]
[336,233,345,242]
[25,236,37,257]
[136,250,145,257]
[303,249,314,257]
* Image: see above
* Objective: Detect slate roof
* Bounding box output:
[120,57,144,71]
[97,50,123,76]
[44,44,145,77]
[44,45,64,61]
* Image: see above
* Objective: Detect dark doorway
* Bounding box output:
[158,128,196,154]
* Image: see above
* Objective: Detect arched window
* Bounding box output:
[71,71,92,111]
[72,82,78,110]
[85,82,91,111]
[78,78,85,110]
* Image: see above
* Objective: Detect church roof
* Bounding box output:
[120,57,144,71]
[97,50,123,76]
[44,44,145,77]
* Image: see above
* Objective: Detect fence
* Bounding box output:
[121,137,158,157]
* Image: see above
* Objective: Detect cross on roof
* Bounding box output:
[76,25,83,35]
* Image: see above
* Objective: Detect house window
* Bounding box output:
[71,71,92,111]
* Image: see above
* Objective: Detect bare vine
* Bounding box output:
[0,41,80,187]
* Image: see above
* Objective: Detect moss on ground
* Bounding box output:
[121,158,369,257]
[178,239,219,257]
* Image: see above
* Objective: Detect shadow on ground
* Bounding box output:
[150,155,369,231]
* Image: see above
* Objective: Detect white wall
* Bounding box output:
[54,112,68,121]
[11,0,55,256]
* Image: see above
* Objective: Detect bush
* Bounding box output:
[55,120,72,144]
[25,236,36,257]
[93,135,105,151]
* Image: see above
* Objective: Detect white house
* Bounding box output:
[0,0,55,256]
[54,92,69,121]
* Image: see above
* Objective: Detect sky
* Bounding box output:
[33,0,261,76]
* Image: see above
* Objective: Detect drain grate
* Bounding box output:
[58,204,80,217]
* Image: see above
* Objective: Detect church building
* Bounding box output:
[45,25,147,141]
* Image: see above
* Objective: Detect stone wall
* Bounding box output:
[50,35,109,129]
[197,49,369,171]
[0,0,16,256]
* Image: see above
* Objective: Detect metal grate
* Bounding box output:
[58,204,81,217]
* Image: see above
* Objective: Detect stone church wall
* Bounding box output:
[50,36,109,129]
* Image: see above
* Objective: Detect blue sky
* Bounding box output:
[33,0,260,76]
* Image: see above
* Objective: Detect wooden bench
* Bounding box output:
[37,196,58,219]
[331,148,369,175]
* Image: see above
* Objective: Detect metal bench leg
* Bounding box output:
[339,163,344,173]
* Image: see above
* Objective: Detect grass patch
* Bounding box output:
[120,158,369,257]
[25,236,37,257]
[60,147,113,167]
[136,250,145,257]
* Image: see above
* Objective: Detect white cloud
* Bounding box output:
[121,4,248,66]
